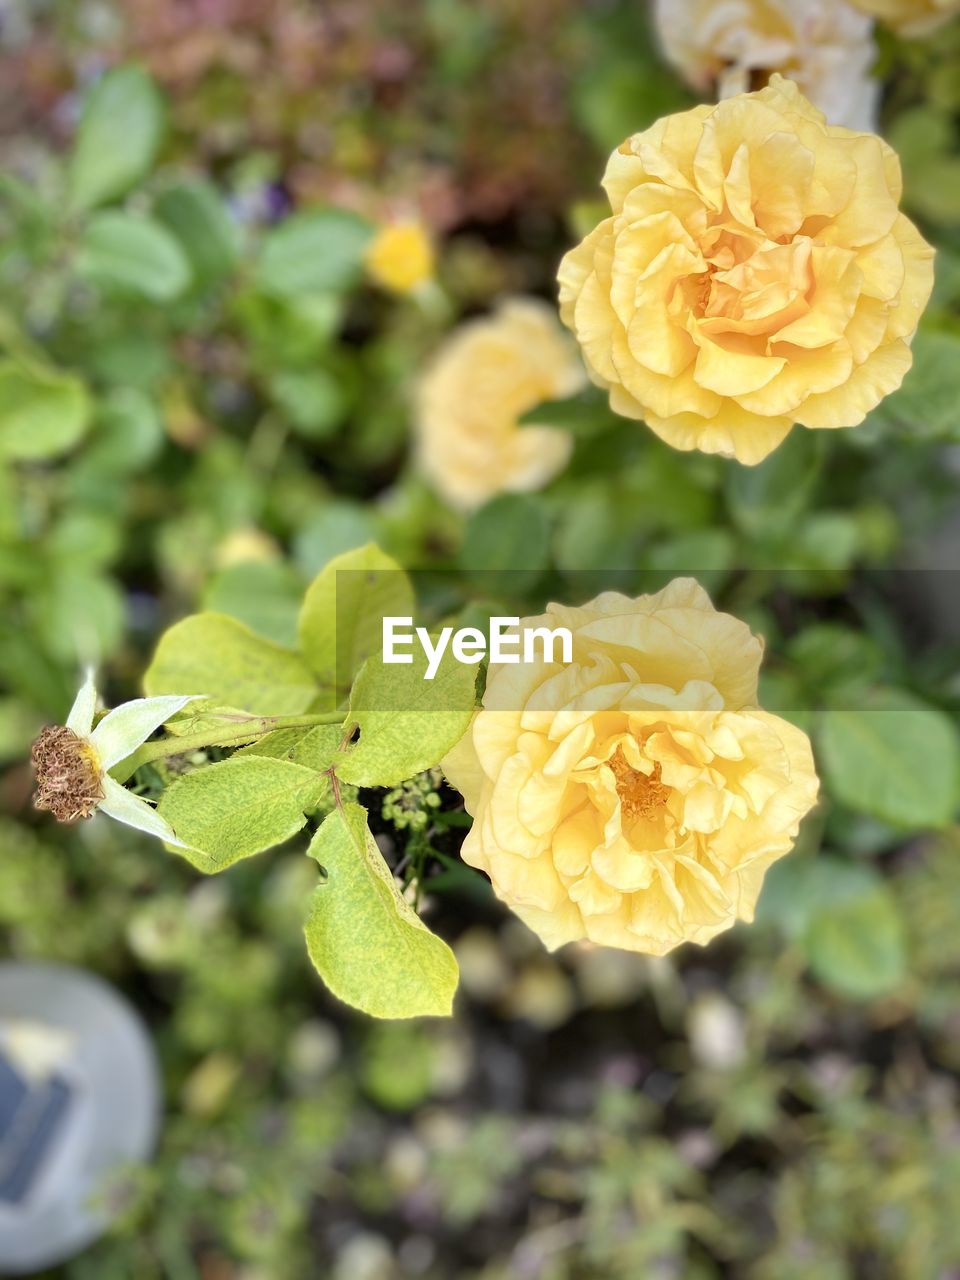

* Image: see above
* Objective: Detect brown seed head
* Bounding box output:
[31,725,104,823]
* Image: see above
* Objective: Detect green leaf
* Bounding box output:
[234,290,343,364]
[68,65,165,212]
[756,854,877,939]
[573,55,691,150]
[145,613,317,715]
[788,511,861,574]
[758,854,907,1000]
[268,368,347,439]
[335,646,477,788]
[459,494,550,594]
[804,883,907,1001]
[84,386,164,474]
[873,328,960,441]
[817,689,960,830]
[0,361,91,461]
[87,331,172,390]
[76,212,192,301]
[240,722,341,774]
[154,179,239,285]
[293,502,378,578]
[787,624,884,701]
[643,528,735,575]
[304,803,458,1018]
[29,569,125,664]
[888,106,960,226]
[298,544,414,707]
[553,485,640,574]
[157,756,325,873]
[0,697,40,764]
[725,428,822,537]
[520,387,619,436]
[202,562,303,648]
[256,209,373,297]
[48,511,121,569]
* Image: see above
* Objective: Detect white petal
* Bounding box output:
[65,669,98,737]
[90,695,201,769]
[98,775,190,849]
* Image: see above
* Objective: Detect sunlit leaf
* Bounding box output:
[68,65,165,211]
[145,613,317,715]
[158,756,326,873]
[298,544,414,707]
[304,803,458,1018]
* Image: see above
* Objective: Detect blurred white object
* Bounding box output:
[653,0,880,131]
[333,1232,397,1280]
[0,963,159,1274]
[1,1021,75,1085]
[688,993,747,1070]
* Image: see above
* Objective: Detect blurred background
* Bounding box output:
[1,1,960,1276]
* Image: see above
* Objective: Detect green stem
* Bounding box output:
[109,712,343,784]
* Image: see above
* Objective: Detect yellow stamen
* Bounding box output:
[609,747,671,821]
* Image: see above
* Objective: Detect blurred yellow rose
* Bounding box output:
[415,298,585,513]
[654,0,879,131]
[558,76,934,465]
[443,579,819,956]
[850,0,960,34]
[365,221,435,295]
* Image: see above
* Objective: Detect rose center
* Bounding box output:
[609,747,671,821]
[31,725,104,823]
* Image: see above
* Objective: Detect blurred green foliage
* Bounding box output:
[0,0,959,1274]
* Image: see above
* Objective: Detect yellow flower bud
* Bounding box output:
[365,221,435,295]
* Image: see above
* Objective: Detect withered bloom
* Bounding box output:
[30,671,200,846]
[32,725,105,822]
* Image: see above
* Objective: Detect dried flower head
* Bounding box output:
[32,725,105,823]
[30,671,200,846]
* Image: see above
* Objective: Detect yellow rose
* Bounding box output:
[850,0,960,34]
[654,0,879,131]
[558,76,934,465]
[415,298,585,513]
[365,221,435,295]
[443,579,819,956]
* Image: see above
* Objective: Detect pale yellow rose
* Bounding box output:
[415,298,585,513]
[654,0,879,131]
[850,0,960,34]
[443,579,819,956]
[558,76,935,465]
[365,221,435,295]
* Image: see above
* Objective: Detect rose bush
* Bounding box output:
[443,579,820,956]
[558,77,935,464]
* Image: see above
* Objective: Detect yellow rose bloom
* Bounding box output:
[443,579,819,956]
[850,0,960,34]
[654,0,879,131]
[558,76,934,465]
[415,298,585,513]
[365,221,435,295]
